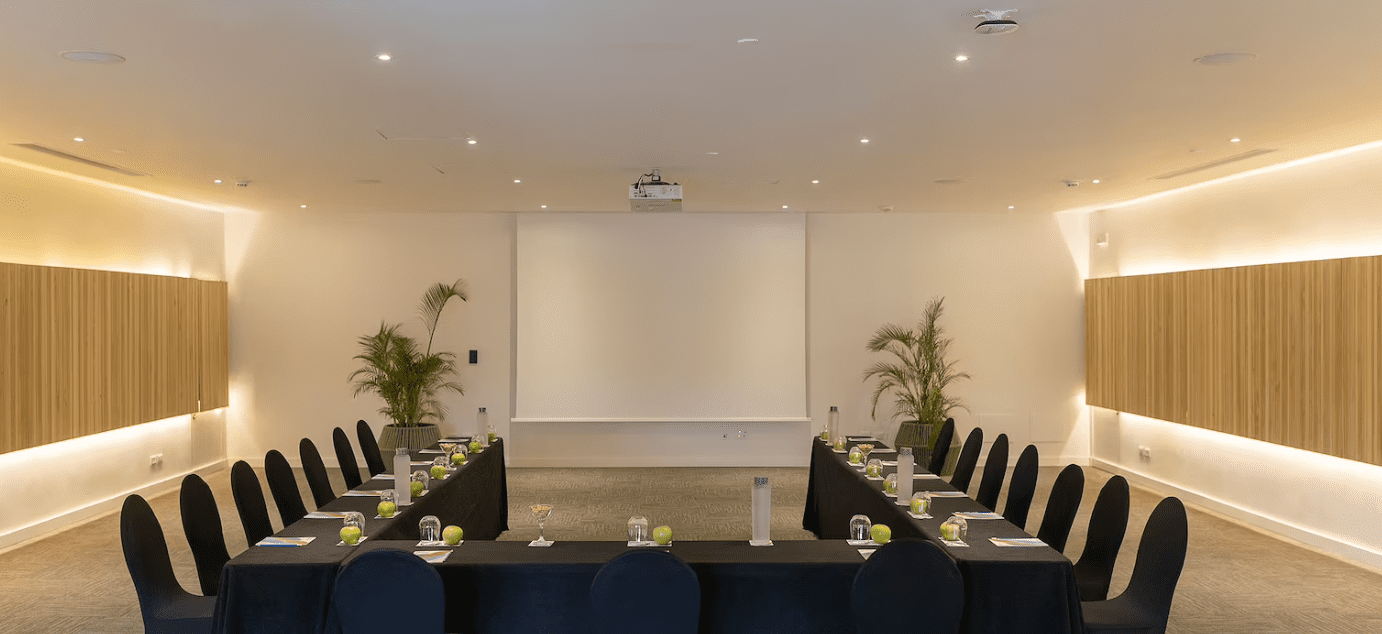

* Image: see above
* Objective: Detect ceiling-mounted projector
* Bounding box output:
[630,169,682,212]
[966,8,1019,35]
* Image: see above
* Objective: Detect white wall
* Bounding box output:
[0,159,227,550]
[224,211,514,467]
[809,213,1089,467]
[1081,140,1382,570]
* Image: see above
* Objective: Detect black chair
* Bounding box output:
[927,418,956,475]
[590,550,700,634]
[1002,444,1040,530]
[300,437,337,508]
[974,433,1010,511]
[1074,475,1131,601]
[1036,464,1085,553]
[120,495,216,634]
[230,460,275,547]
[949,427,984,493]
[1081,497,1188,634]
[332,427,364,490]
[356,419,387,477]
[264,449,308,526]
[333,548,444,634]
[178,474,230,597]
[851,538,964,634]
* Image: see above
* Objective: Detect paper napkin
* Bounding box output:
[414,550,451,564]
[304,511,351,520]
[257,536,315,547]
[953,511,1005,520]
[990,537,1046,548]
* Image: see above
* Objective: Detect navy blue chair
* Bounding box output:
[927,418,956,475]
[230,460,275,547]
[178,474,230,596]
[851,538,964,634]
[974,433,1010,511]
[356,419,387,477]
[334,549,445,634]
[590,550,700,634]
[333,427,365,490]
[1037,464,1085,553]
[300,437,337,508]
[949,427,984,493]
[120,495,215,634]
[1074,476,1131,601]
[264,449,308,526]
[1002,445,1040,530]
[1081,497,1188,634]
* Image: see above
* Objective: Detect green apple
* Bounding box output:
[339,525,362,545]
[941,523,960,541]
[442,525,463,545]
[820,430,829,441]
[849,454,861,465]
[377,501,397,518]
[910,498,926,514]
[652,525,673,545]
[870,523,891,545]
[884,479,896,494]
[410,480,424,497]
[488,431,497,442]
[430,465,447,480]
[469,440,483,453]
[451,452,467,466]
[866,464,881,477]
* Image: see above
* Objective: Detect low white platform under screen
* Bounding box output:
[508,420,812,467]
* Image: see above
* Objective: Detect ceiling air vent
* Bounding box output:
[12,143,148,176]
[1151,148,1275,180]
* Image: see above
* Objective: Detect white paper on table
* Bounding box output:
[881,460,898,466]
[990,537,1046,547]
[337,536,369,547]
[440,437,470,443]
[414,550,451,563]
[304,511,351,519]
[343,490,382,497]
[914,474,942,479]
[858,549,877,560]
[940,539,970,548]
[257,536,315,547]
[870,448,897,454]
[416,541,450,548]
[418,449,444,454]
[372,474,395,481]
[848,436,881,442]
[845,539,875,547]
[627,541,670,548]
[908,512,933,520]
[953,511,1005,520]
[409,461,433,466]
[926,491,968,498]
[866,476,884,481]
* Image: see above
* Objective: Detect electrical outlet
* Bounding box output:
[1138,446,1151,460]
[149,453,164,467]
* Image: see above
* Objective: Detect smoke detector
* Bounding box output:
[965,9,1019,35]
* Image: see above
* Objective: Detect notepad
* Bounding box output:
[304,511,351,520]
[372,474,396,481]
[990,537,1046,548]
[925,491,968,498]
[343,490,382,497]
[257,536,315,547]
[953,511,1005,520]
[418,449,445,454]
[940,539,969,548]
[870,448,897,454]
[848,436,881,442]
[914,473,942,479]
[414,550,451,564]
[409,461,433,466]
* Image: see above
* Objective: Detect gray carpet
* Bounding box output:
[1,465,1379,633]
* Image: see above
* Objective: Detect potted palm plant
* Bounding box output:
[350,279,468,451]
[863,296,970,472]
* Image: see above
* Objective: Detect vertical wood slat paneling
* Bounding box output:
[1086,255,1382,467]
[0,262,228,456]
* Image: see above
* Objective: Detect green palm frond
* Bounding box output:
[351,281,469,427]
[419,279,468,354]
[863,297,970,426]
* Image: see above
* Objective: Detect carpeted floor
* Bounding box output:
[1,465,1379,633]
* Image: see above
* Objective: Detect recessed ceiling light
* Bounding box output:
[860,138,870,144]
[73,137,84,142]
[954,55,969,62]
[213,179,222,184]
[782,205,789,209]
[541,205,548,209]
[513,179,521,183]
[60,50,125,64]
[737,38,759,44]
[466,137,477,145]
[706,152,719,155]
[1229,137,1241,143]
[1008,205,1015,209]
[811,180,820,184]
[376,54,392,61]
[300,204,308,208]
[1092,179,1101,184]
[1194,52,1258,66]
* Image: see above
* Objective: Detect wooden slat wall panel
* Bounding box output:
[1086,255,1382,467]
[0,262,228,456]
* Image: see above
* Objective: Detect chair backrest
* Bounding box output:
[264,449,309,526]
[949,427,984,493]
[974,433,1010,511]
[300,437,337,508]
[851,538,965,634]
[122,495,199,627]
[332,427,364,490]
[1002,445,1040,530]
[1074,476,1132,601]
[334,549,445,634]
[356,419,387,477]
[1117,496,1188,629]
[1036,464,1085,553]
[179,474,230,596]
[230,460,276,547]
[927,418,956,475]
[590,550,700,634]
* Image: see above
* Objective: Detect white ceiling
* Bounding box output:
[3,0,1382,215]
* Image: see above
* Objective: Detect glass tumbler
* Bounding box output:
[419,515,441,542]
[849,514,873,541]
[940,516,969,543]
[883,473,898,494]
[848,446,863,466]
[627,516,649,542]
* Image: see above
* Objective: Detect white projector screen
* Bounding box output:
[515,213,807,421]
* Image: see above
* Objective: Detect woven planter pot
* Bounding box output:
[893,421,962,476]
[377,423,441,452]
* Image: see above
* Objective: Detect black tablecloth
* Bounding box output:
[803,437,1085,634]
[213,440,508,634]
[338,539,865,634]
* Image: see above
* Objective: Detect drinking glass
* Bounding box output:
[411,470,430,495]
[530,503,554,545]
[438,442,457,464]
[866,458,883,478]
[883,473,898,494]
[849,514,872,541]
[419,515,441,542]
[940,516,968,543]
[627,515,649,542]
[848,446,863,466]
[378,489,397,518]
[910,492,931,516]
[341,511,365,545]
[432,456,450,474]
[833,436,846,452]
[858,443,875,463]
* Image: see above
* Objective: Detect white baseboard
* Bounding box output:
[0,460,228,554]
[1091,458,1382,574]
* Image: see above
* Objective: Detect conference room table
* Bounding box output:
[804,436,1085,634]
[212,439,509,634]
